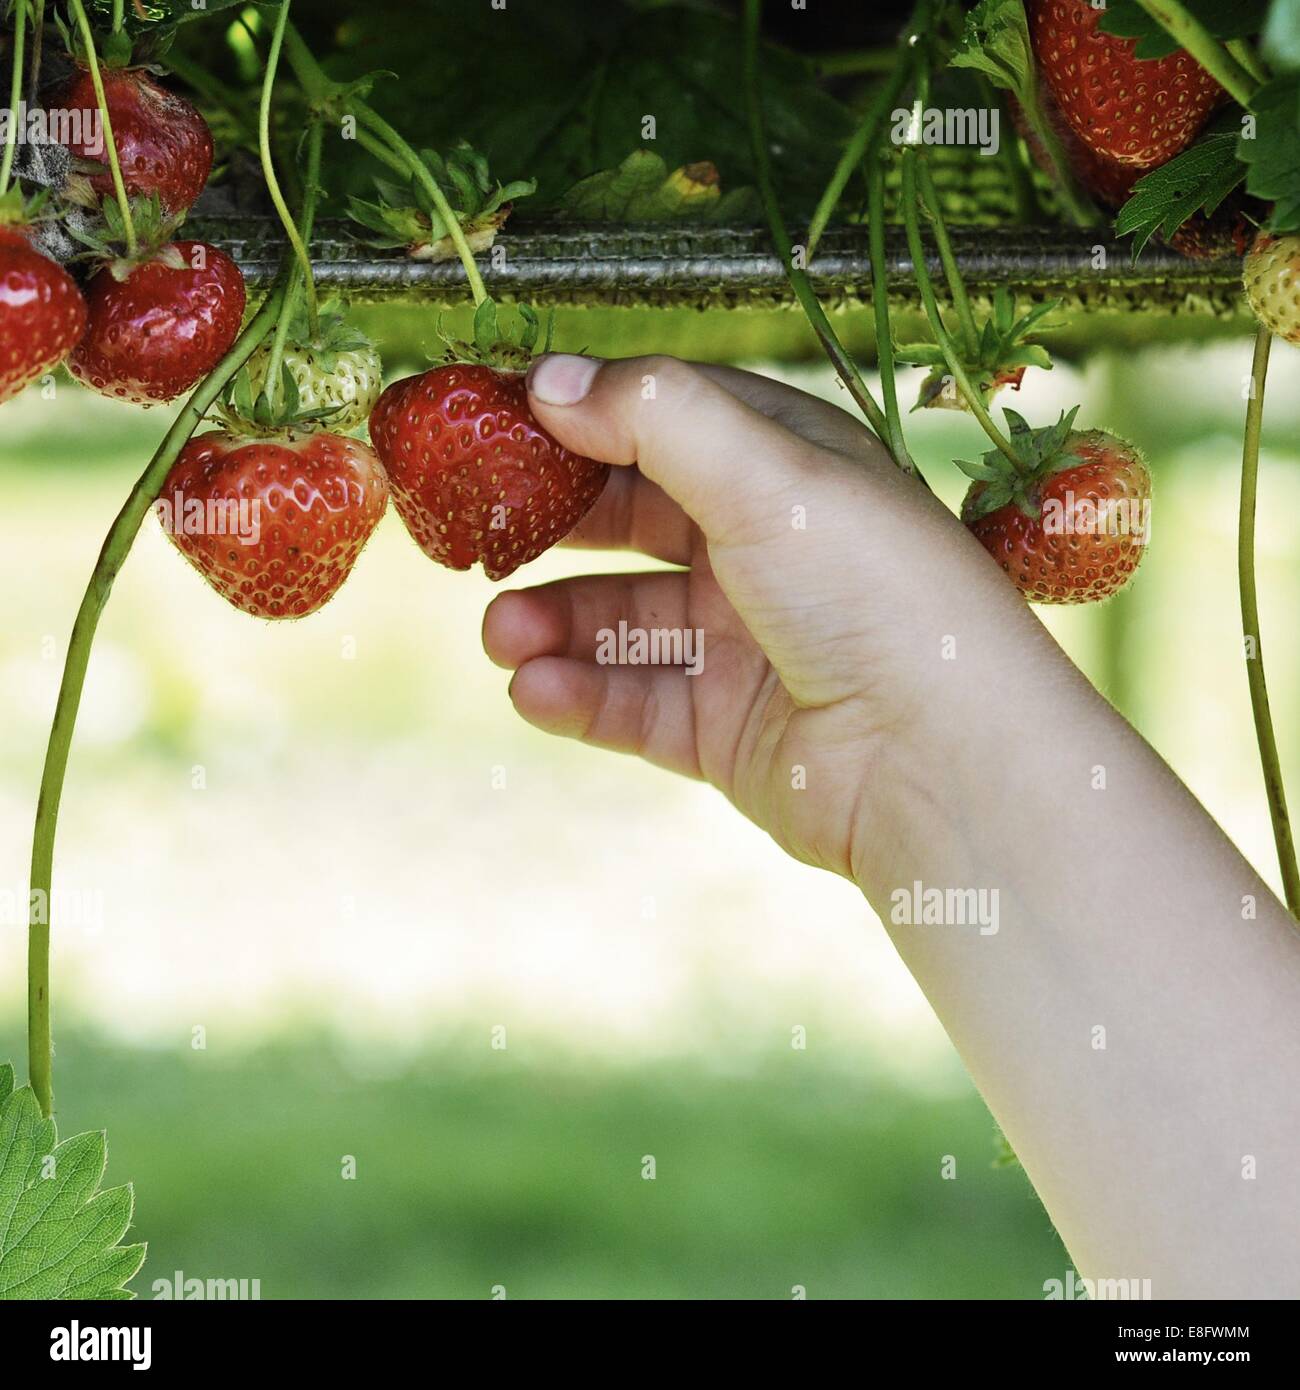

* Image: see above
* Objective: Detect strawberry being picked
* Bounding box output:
[159,429,389,619]
[958,407,1150,604]
[368,300,608,580]
[68,200,246,405]
[1026,0,1222,169]
[0,198,87,404]
[49,65,214,218]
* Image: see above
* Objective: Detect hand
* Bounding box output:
[481,352,1058,884]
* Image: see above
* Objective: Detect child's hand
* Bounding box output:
[482,353,1051,883]
[482,353,1300,1298]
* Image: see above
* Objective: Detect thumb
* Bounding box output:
[525,353,822,549]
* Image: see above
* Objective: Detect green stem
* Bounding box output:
[901,147,1022,470]
[27,288,286,1118]
[866,152,910,471]
[263,121,324,404]
[916,159,979,358]
[1238,327,1300,918]
[1134,0,1258,108]
[740,0,895,457]
[353,102,489,307]
[806,58,912,261]
[1225,38,1269,87]
[281,18,491,307]
[812,49,897,77]
[1016,86,1102,228]
[355,126,410,179]
[0,0,27,196]
[260,0,318,336]
[26,0,42,106]
[111,0,122,33]
[68,0,135,255]
[979,77,1039,224]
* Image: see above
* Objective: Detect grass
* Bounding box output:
[41,1032,1068,1300]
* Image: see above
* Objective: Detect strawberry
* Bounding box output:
[158,430,389,618]
[218,302,382,435]
[1243,232,1300,345]
[49,66,213,217]
[958,408,1150,605]
[0,223,87,404]
[1027,0,1222,169]
[69,240,246,405]
[369,362,608,580]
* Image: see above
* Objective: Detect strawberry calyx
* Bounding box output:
[955,405,1084,521]
[66,193,183,278]
[0,185,54,237]
[437,297,554,374]
[897,289,1062,411]
[347,141,535,262]
[221,299,379,433]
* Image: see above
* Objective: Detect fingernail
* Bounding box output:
[527,353,601,406]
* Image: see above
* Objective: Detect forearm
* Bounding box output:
[854,628,1300,1297]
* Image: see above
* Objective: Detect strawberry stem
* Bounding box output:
[1133,0,1259,109]
[900,146,1024,472]
[866,151,912,471]
[352,103,490,308]
[741,0,899,462]
[27,286,287,1118]
[1238,326,1300,919]
[805,53,912,262]
[0,0,26,197]
[263,120,323,414]
[260,0,319,336]
[915,159,980,359]
[67,0,136,257]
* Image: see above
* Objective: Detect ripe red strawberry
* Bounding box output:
[50,66,213,216]
[0,225,87,403]
[368,363,608,580]
[1027,0,1222,168]
[959,408,1150,604]
[69,241,245,405]
[159,429,389,618]
[1243,232,1300,344]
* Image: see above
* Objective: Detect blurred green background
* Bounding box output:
[3,307,1299,1299]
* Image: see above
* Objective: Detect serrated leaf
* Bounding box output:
[1097,0,1269,60]
[0,1075,144,1300]
[950,0,1035,104]
[1116,131,1247,256]
[1239,73,1300,232]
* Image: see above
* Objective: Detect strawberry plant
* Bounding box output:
[3,0,1300,1300]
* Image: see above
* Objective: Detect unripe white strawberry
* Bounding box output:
[1243,232,1300,346]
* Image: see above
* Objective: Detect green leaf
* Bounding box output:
[950,0,1035,105]
[1097,0,1269,59]
[0,1073,145,1300]
[1115,131,1247,256]
[1238,74,1300,231]
[1263,0,1300,73]
[337,2,852,213]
